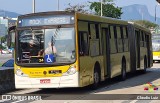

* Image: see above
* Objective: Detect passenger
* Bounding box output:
[27,39,38,56]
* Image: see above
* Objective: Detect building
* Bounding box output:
[0,24,6,36]
[0,17,17,37]
[0,17,17,49]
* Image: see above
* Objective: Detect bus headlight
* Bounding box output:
[63,66,77,76]
[16,69,28,77]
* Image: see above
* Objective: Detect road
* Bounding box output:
[1,63,160,103]
[0,54,12,64]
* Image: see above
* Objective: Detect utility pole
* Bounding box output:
[57,0,59,11]
[33,0,35,13]
[155,3,160,24]
[101,0,103,16]
[155,4,157,24]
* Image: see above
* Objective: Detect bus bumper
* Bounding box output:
[153,56,160,61]
[15,72,79,88]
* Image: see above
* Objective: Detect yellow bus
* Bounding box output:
[152,34,160,62]
[128,23,153,72]
[10,11,152,89]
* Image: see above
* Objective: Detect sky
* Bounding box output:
[0,0,159,17]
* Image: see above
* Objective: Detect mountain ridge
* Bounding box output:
[121,4,160,24]
[0,9,20,18]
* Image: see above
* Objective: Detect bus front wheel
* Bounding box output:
[91,68,100,89]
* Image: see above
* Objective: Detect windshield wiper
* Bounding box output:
[52,25,61,45]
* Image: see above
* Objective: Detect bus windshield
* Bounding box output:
[152,34,160,52]
[152,34,160,40]
[152,40,160,52]
[16,28,75,65]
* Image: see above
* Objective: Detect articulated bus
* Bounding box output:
[10,11,152,89]
[152,34,160,62]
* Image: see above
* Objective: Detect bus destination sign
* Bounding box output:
[18,15,74,27]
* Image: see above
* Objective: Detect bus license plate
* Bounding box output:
[40,79,50,84]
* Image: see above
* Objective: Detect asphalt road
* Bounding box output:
[0,54,12,64]
[1,63,160,103]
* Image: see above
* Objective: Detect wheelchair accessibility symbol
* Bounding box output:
[44,54,55,63]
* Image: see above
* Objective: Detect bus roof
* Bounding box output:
[128,22,151,33]
[76,12,128,25]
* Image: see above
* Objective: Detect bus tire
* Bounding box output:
[121,61,126,81]
[153,60,155,63]
[91,67,100,89]
[143,57,147,73]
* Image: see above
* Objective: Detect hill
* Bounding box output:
[121,4,160,25]
[0,9,20,18]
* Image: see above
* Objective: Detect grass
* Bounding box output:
[0,63,2,66]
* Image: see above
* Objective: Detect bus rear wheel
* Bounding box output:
[121,62,126,81]
[153,60,155,63]
[143,58,147,73]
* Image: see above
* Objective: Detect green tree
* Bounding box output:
[89,0,122,19]
[0,35,8,50]
[1,36,6,43]
[0,44,6,49]
[65,3,89,14]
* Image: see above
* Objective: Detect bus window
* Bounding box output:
[126,27,128,38]
[114,26,118,52]
[90,24,96,39]
[109,26,117,53]
[18,29,44,63]
[110,26,114,39]
[120,26,124,51]
[140,31,144,47]
[45,28,75,62]
[141,31,144,41]
[78,32,89,56]
[116,27,121,39]
[114,26,117,39]
[123,27,129,52]
[120,26,124,39]
[89,23,100,39]
[117,26,123,52]
[144,33,146,42]
[123,27,127,38]
[144,33,147,47]
[95,24,99,39]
